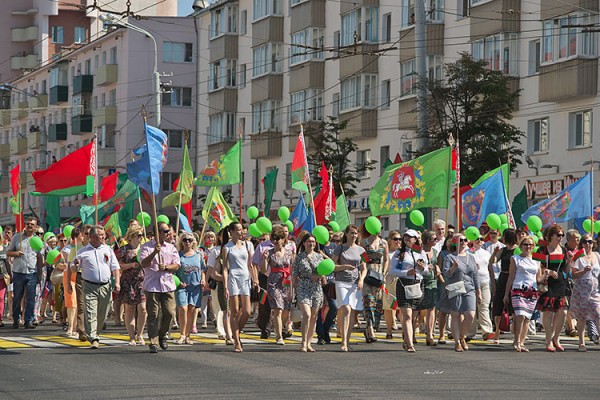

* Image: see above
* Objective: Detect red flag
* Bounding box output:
[314,162,336,225]
[393,153,403,164]
[99,171,119,202]
[9,163,20,196]
[291,126,309,192]
[32,142,94,195]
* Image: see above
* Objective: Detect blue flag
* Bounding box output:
[522,172,592,229]
[289,194,315,236]
[461,170,508,227]
[574,204,600,235]
[126,124,168,195]
[177,207,192,233]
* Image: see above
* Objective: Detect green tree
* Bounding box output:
[303,118,375,198]
[420,52,524,185]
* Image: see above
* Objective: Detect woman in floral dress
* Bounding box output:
[116,227,147,346]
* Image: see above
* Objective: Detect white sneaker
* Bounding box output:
[276,338,285,345]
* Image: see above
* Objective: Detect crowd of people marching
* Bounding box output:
[1,216,599,354]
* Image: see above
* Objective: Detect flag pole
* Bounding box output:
[131,150,147,241]
[301,124,318,227]
[455,129,461,231]
[174,131,188,237]
[590,156,595,238]
[238,125,243,223]
[94,132,99,225]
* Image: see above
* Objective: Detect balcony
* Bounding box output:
[95,64,118,86]
[11,54,38,70]
[539,58,598,102]
[11,102,28,120]
[98,148,116,168]
[93,106,117,127]
[0,110,10,126]
[470,0,520,40]
[0,143,10,160]
[20,172,34,187]
[288,122,320,152]
[252,16,284,47]
[28,94,47,109]
[250,131,282,159]
[10,137,27,155]
[12,26,38,42]
[71,114,93,135]
[338,109,378,141]
[207,139,237,163]
[49,85,68,104]
[290,0,325,33]
[289,61,325,93]
[48,123,67,142]
[339,44,379,79]
[208,88,237,115]
[28,130,41,149]
[541,0,598,20]
[251,75,283,103]
[73,75,93,95]
[399,24,445,62]
[209,35,238,63]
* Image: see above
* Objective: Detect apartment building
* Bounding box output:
[195,0,600,232]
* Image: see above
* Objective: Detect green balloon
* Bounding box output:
[500,223,509,234]
[316,258,335,276]
[514,247,522,256]
[256,217,272,234]
[247,206,259,220]
[248,223,262,238]
[157,215,170,224]
[137,212,151,228]
[173,275,181,288]
[536,231,543,239]
[595,220,600,234]
[409,210,425,226]
[465,226,480,242]
[285,220,294,233]
[328,221,340,232]
[313,225,329,245]
[499,214,508,224]
[63,225,74,239]
[486,213,501,230]
[0,226,3,236]
[29,236,44,252]
[278,206,291,222]
[532,235,539,245]
[365,216,382,235]
[583,219,593,233]
[46,249,61,265]
[43,232,55,242]
[526,215,543,233]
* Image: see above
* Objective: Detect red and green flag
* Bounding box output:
[282,278,291,288]
[259,289,268,305]
[201,187,238,232]
[369,147,452,216]
[572,248,585,261]
[163,141,194,207]
[548,254,563,264]
[532,252,546,262]
[360,251,371,264]
[411,244,422,254]
[291,126,309,193]
[194,141,241,187]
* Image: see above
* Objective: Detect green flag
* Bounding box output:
[103,212,122,243]
[369,147,452,216]
[334,194,351,232]
[201,187,238,232]
[194,141,241,187]
[511,185,528,228]
[472,163,510,192]
[382,158,393,169]
[263,168,278,217]
[80,179,140,224]
[163,142,194,208]
[45,197,61,232]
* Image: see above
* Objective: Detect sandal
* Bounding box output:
[185,337,194,345]
[128,340,136,346]
[176,336,186,345]
[300,346,308,352]
[406,346,416,353]
[307,346,316,352]
[226,338,234,345]
[553,341,565,352]
[438,337,447,345]
[340,346,348,352]
[455,343,463,352]
[493,339,500,345]
[460,338,469,351]
[217,335,226,340]
[386,333,393,339]
[520,345,529,353]
[579,345,587,352]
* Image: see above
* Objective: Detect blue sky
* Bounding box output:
[178,0,195,15]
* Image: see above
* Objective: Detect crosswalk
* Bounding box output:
[0,330,563,350]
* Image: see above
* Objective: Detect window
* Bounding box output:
[290,0,305,5]
[110,47,117,64]
[98,125,115,148]
[542,13,598,63]
[208,113,236,144]
[49,64,68,87]
[569,110,592,148]
[51,26,64,43]
[253,0,281,21]
[240,10,247,35]
[109,89,116,106]
[165,129,187,148]
[357,150,371,178]
[210,6,238,38]
[290,28,324,65]
[528,40,541,75]
[381,79,390,109]
[163,42,193,63]
[472,33,519,76]
[162,172,180,192]
[252,100,281,133]
[74,27,86,44]
[162,87,192,107]
[427,0,444,22]
[382,13,391,43]
[252,169,258,194]
[285,163,292,189]
[528,118,549,153]
[458,0,470,18]
[252,43,282,77]
[380,145,390,176]
[334,31,340,57]
[401,0,415,28]
[400,59,417,96]
[402,141,413,161]
[240,64,247,87]
[332,93,340,117]
[85,59,91,75]
[209,59,237,91]
[290,89,323,124]
[340,74,377,111]
[341,8,379,46]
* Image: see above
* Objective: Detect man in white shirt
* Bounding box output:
[468,235,494,341]
[482,230,505,280]
[73,225,121,349]
[432,219,447,255]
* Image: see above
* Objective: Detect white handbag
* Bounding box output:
[446,281,467,298]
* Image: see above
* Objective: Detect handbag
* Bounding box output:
[499,307,511,332]
[208,277,218,290]
[50,269,63,285]
[323,281,336,299]
[399,278,423,300]
[364,269,384,288]
[446,280,467,298]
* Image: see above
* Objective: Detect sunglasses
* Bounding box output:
[459,238,468,243]
[161,230,171,234]
[556,233,565,237]
[476,237,484,241]
[259,238,268,242]
[137,234,144,238]
[521,243,534,247]
[582,239,594,244]
[391,237,402,241]
[60,239,68,242]
[36,232,44,236]
[490,232,498,235]
[26,222,36,226]
[182,238,193,243]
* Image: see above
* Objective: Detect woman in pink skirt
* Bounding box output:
[570,234,600,352]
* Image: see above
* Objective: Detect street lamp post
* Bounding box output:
[98,15,161,126]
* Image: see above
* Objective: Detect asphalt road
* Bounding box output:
[1,321,599,400]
